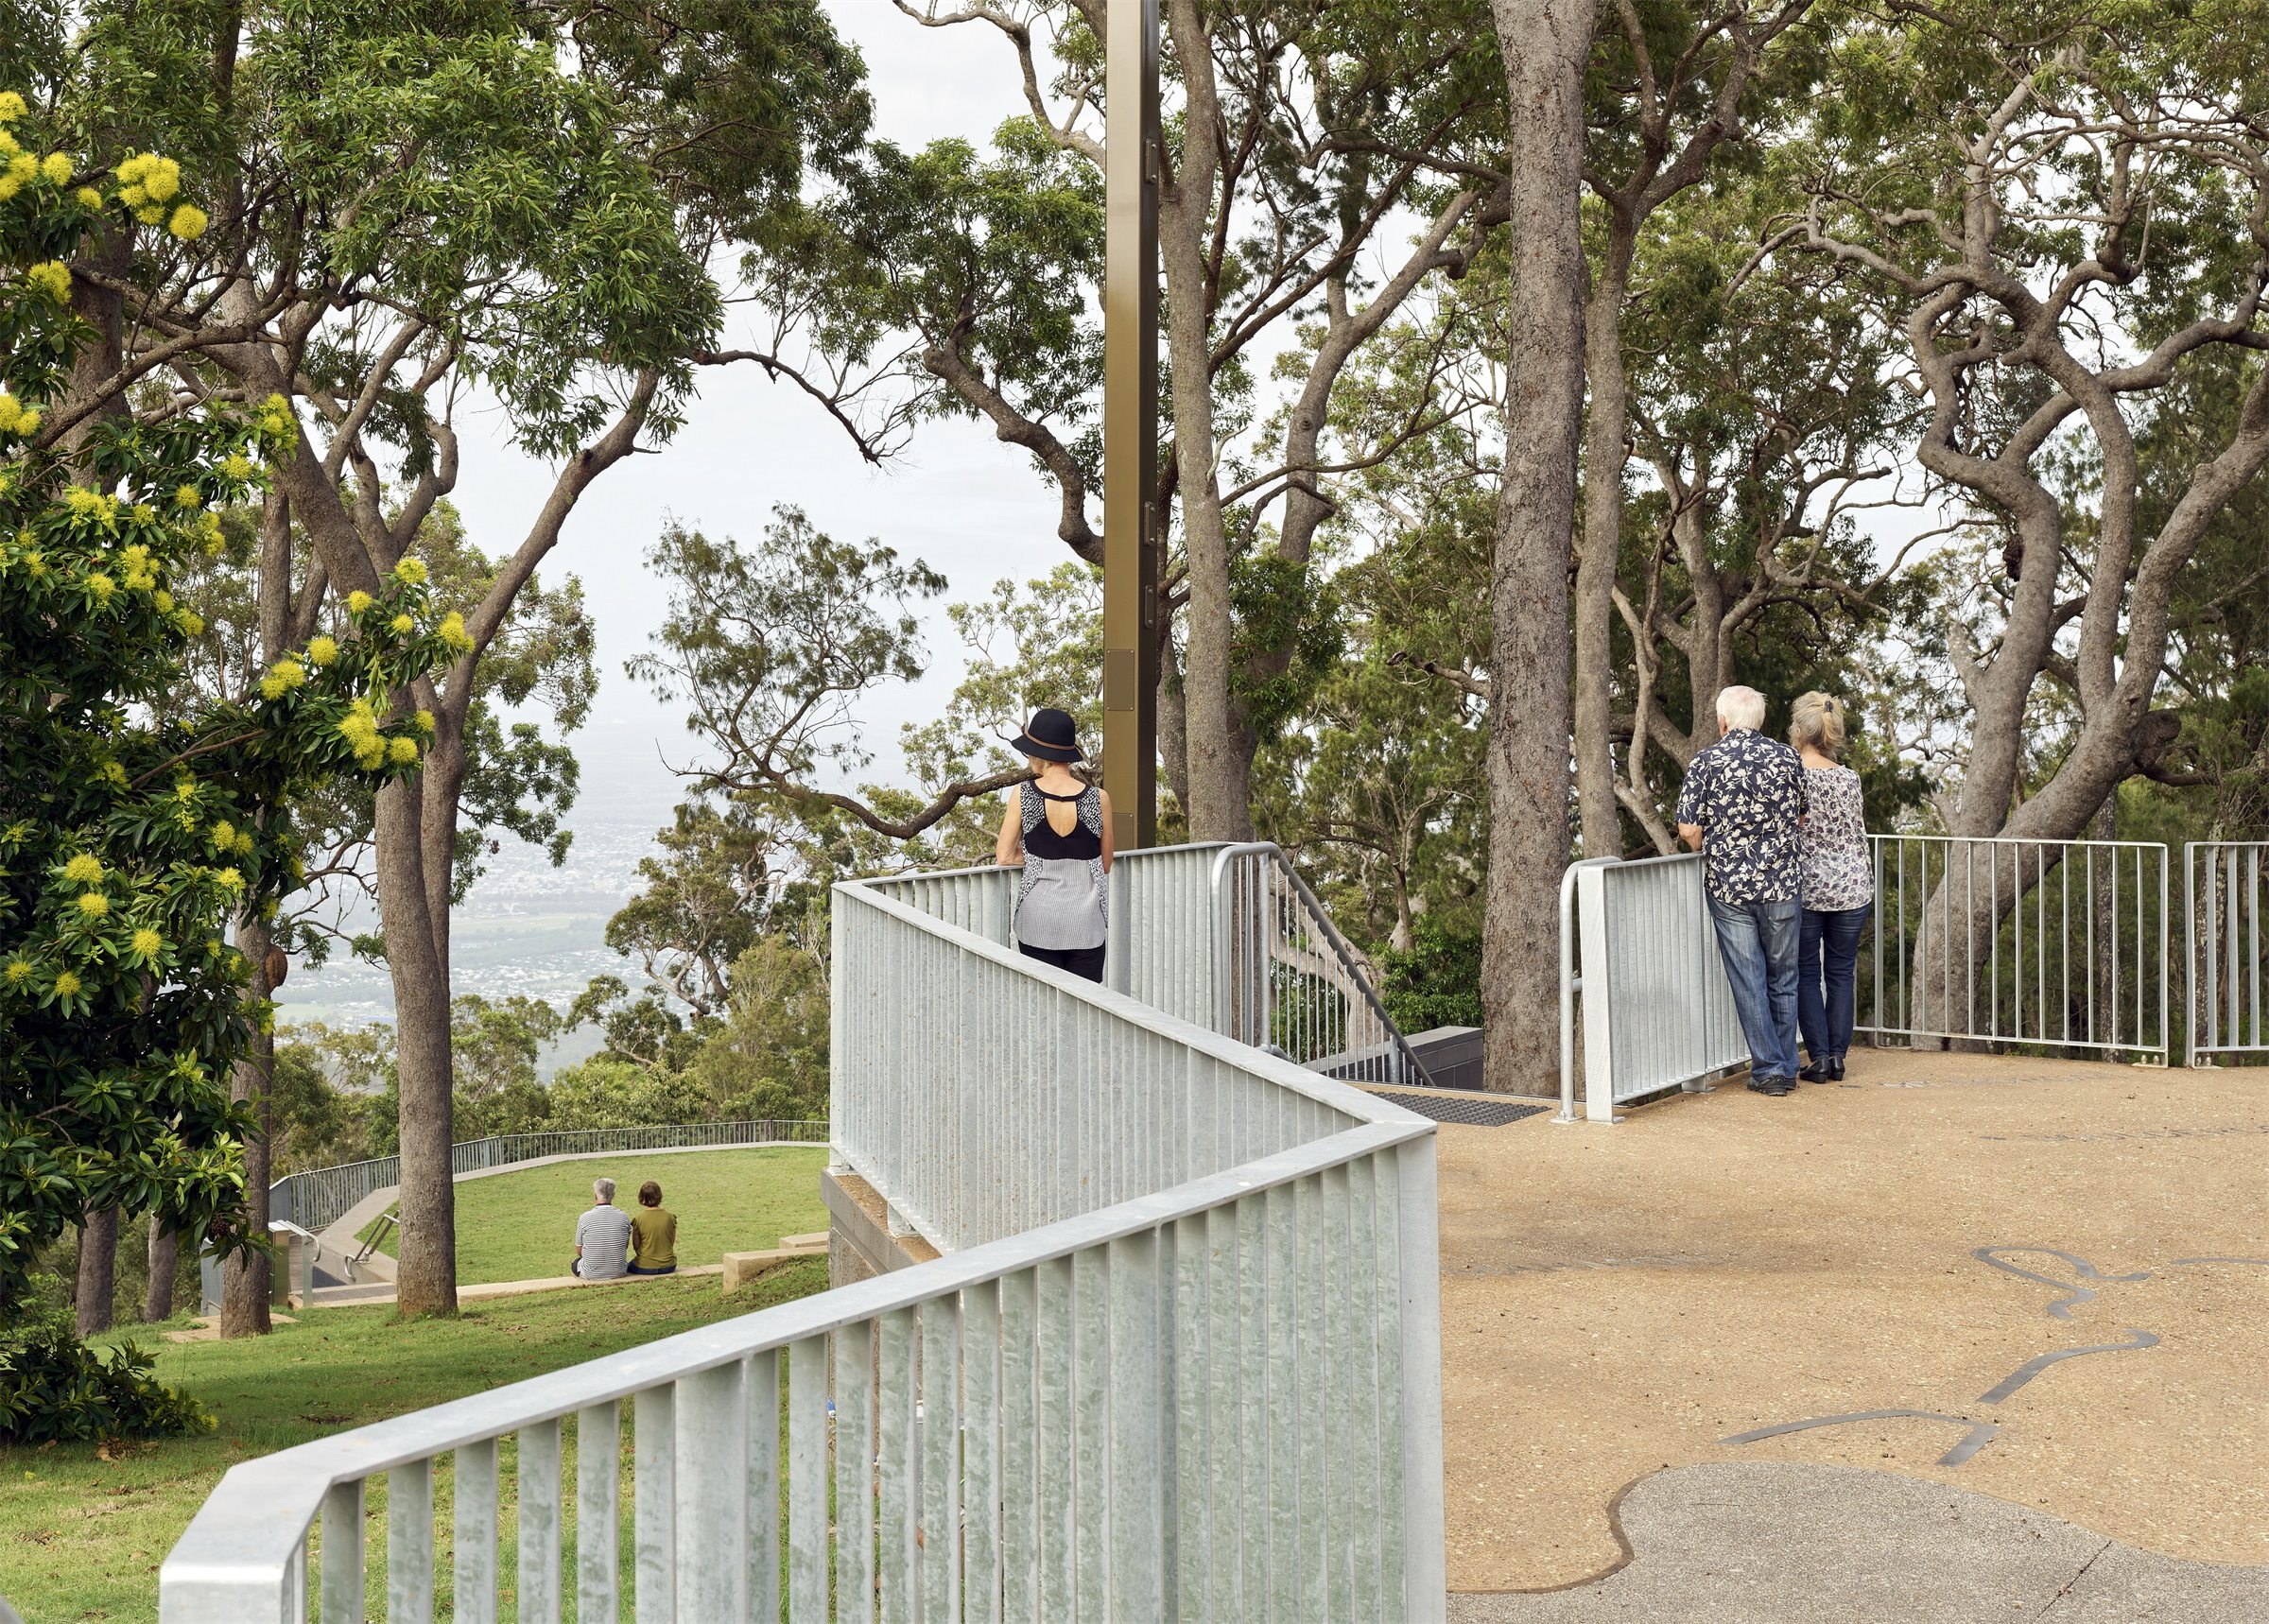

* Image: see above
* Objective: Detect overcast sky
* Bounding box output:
[450,3,1063,826]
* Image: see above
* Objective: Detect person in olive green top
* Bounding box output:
[627,1180,677,1276]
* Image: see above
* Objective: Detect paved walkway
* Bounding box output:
[1448,1461,2269,1622]
[1438,1048,2268,1608]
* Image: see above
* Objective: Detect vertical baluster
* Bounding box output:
[1238,1184,1270,1613]
[518,1419,563,1624]
[1324,1164,1357,1622]
[1374,1149,1410,1618]
[2110,843,2122,1048]
[634,1387,676,1622]
[788,1336,830,1621]
[1173,1210,1210,1621]
[748,1350,782,1624]
[965,1283,1004,1624]
[578,1402,619,1621]
[1347,1158,1384,1621]
[2251,847,2261,1050]
[878,1307,920,1624]
[1265,1179,1300,1618]
[388,1458,434,1624]
[1106,1230,1163,1619]
[673,1360,748,1619]
[1072,1246,1112,1618]
[1002,1269,1041,1624]
[838,1322,877,1624]
[455,1438,500,1624]
[320,1477,364,1624]
[920,1300,963,1622]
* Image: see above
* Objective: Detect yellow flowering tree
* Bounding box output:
[0,130,452,1441]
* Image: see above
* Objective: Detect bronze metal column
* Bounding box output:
[1101,0,1161,849]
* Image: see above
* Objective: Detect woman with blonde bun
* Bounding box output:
[1790,692,1872,1080]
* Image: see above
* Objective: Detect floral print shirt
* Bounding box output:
[1674,728,1809,906]
[1799,765,1874,912]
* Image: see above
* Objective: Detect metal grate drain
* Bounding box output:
[1369,1091,1550,1127]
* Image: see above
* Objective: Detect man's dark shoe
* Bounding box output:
[1825,1055,1846,1081]
[1746,1076,1793,1096]
[1797,1058,1827,1081]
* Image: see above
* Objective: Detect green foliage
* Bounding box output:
[0,128,450,1379]
[1374,917,1484,1036]
[680,938,831,1122]
[0,1288,211,1444]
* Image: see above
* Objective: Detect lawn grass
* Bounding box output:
[358,1145,829,1286]
[0,1260,828,1622]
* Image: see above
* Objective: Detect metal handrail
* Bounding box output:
[1210,842,1434,1087]
[163,865,1449,1622]
[2187,840,2269,1065]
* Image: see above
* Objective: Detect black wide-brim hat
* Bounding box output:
[1011,706,1084,763]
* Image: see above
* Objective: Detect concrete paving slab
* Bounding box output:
[1447,1461,2269,1623]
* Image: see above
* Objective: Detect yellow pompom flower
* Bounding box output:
[346,590,374,615]
[305,634,338,667]
[136,204,165,226]
[168,204,207,241]
[6,153,35,186]
[130,928,163,958]
[97,761,128,787]
[3,959,32,986]
[144,161,179,201]
[211,820,236,849]
[62,854,104,884]
[175,608,204,636]
[392,556,428,585]
[0,129,13,155]
[75,185,101,209]
[39,153,70,185]
[174,484,201,509]
[414,708,436,734]
[51,970,80,998]
[85,571,116,604]
[389,735,420,765]
[0,92,26,122]
[390,613,415,634]
[25,260,70,302]
[153,589,175,613]
[438,611,472,652]
[234,829,255,856]
[0,393,34,435]
[77,892,109,918]
[215,867,243,892]
[221,454,252,480]
[174,778,198,803]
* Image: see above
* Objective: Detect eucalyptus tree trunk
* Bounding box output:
[145,1223,179,1322]
[219,916,276,1338]
[73,1209,118,1337]
[1481,0,1597,1093]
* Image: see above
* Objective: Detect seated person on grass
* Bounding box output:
[629,1180,677,1276]
[572,1177,632,1280]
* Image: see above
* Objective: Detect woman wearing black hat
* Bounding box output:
[995,707,1114,981]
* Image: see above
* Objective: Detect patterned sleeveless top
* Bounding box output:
[1799,765,1873,912]
[1013,783,1107,950]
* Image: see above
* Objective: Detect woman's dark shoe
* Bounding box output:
[1797,1057,1827,1082]
[1825,1054,1846,1081]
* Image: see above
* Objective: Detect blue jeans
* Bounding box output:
[1797,903,1872,1064]
[1707,895,1802,1080]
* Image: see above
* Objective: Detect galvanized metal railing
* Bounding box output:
[1862,835,2170,1060]
[1559,854,1750,1122]
[162,870,1447,1621]
[1211,844,1433,1087]
[2187,840,2269,1065]
[268,1118,830,1236]
[867,842,1426,1086]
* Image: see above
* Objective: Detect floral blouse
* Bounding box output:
[1674,728,1809,905]
[1799,764,1874,913]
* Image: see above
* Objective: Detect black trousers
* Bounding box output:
[1019,941,1105,983]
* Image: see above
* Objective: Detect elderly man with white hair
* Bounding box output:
[572,1176,633,1280]
[1675,684,1810,1096]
